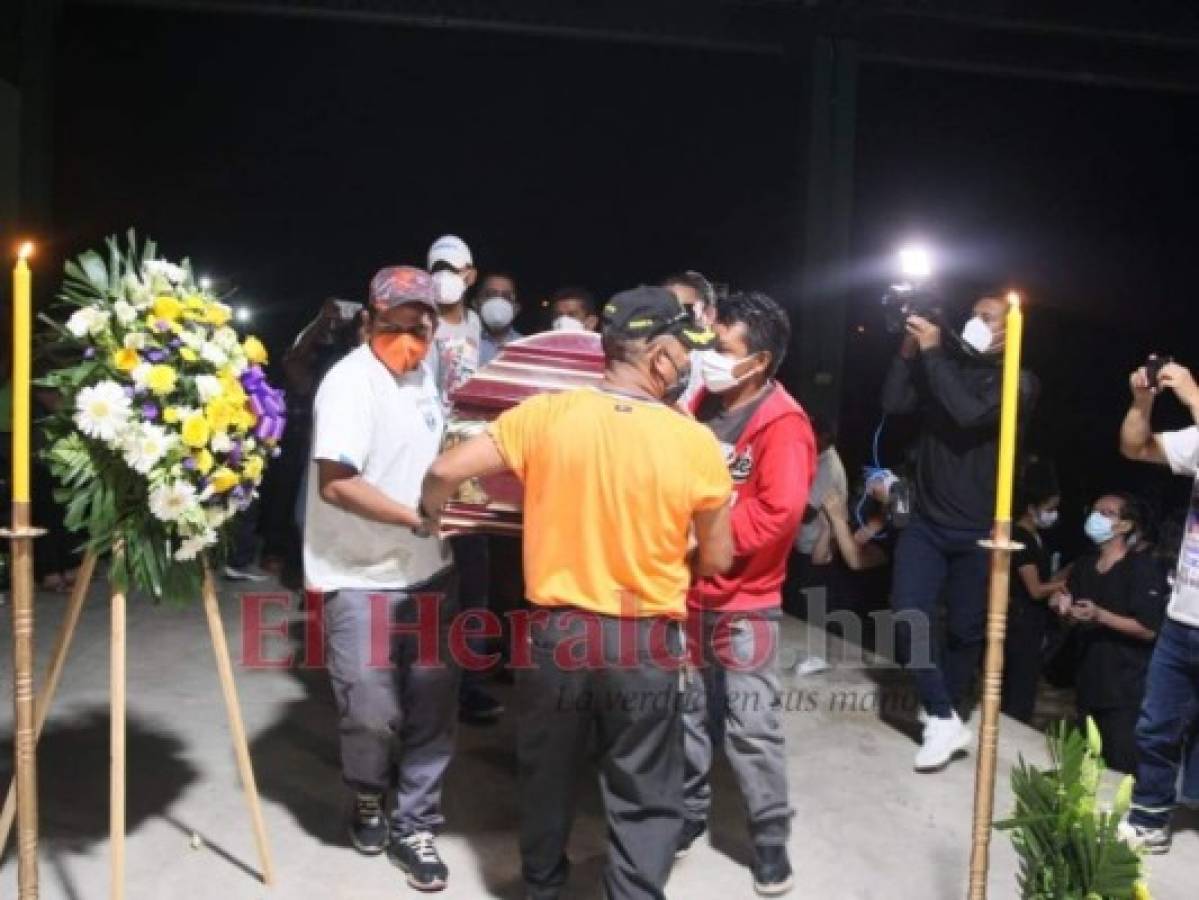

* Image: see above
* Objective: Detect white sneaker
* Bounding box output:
[914,713,972,772]
[1118,819,1172,854]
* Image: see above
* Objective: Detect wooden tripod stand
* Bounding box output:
[0,548,275,897]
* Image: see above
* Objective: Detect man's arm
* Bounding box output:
[420,432,511,527]
[1119,366,1167,464]
[318,460,422,528]
[692,501,734,577]
[822,497,887,571]
[729,417,814,555]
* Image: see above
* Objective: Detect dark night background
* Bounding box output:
[47,6,1199,554]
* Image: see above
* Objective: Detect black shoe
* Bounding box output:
[675,819,707,859]
[459,688,504,724]
[348,793,388,855]
[752,844,794,896]
[389,830,449,892]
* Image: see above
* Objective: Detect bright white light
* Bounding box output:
[234,306,252,324]
[897,245,933,280]
[199,276,212,291]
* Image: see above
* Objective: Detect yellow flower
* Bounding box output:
[182,296,207,320]
[146,364,178,397]
[205,399,237,433]
[243,335,269,365]
[204,302,232,326]
[193,448,214,475]
[112,348,141,372]
[1134,883,1153,900]
[181,413,210,449]
[179,347,198,362]
[242,456,264,482]
[163,407,180,424]
[210,467,240,493]
[152,295,183,322]
[233,408,257,433]
[219,373,246,404]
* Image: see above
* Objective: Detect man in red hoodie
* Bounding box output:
[676,291,816,897]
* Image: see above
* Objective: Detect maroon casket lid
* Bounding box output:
[440,330,604,535]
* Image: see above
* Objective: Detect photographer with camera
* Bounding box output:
[1117,358,1199,852]
[881,295,1038,772]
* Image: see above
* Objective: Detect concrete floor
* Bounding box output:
[0,577,1195,899]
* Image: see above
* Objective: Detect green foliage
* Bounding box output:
[996,720,1147,900]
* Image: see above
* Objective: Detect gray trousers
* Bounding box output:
[682,612,791,845]
[518,608,686,900]
[323,571,459,834]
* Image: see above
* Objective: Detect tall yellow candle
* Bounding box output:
[12,242,34,503]
[993,290,1024,521]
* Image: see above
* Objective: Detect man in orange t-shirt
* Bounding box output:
[421,286,733,900]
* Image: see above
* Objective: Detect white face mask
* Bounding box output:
[552,315,587,332]
[432,270,467,306]
[962,316,993,353]
[1035,508,1059,530]
[480,296,515,330]
[699,350,752,394]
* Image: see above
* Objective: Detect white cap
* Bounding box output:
[427,234,473,271]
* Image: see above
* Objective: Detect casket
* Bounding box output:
[440,330,604,536]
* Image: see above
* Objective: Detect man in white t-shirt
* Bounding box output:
[1117,359,1199,855]
[427,234,482,402]
[425,235,505,724]
[304,265,456,892]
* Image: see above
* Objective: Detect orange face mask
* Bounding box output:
[371,331,430,375]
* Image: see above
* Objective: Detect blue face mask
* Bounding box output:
[1084,510,1117,545]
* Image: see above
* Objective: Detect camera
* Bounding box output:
[858,468,912,530]
[881,284,943,334]
[1145,353,1172,388]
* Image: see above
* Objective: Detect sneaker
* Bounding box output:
[389,830,449,892]
[223,564,270,582]
[1118,819,1172,854]
[675,819,707,859]
[914,713,973,772]
[459,688,504,724]
[349,793,388,855]
[752,844,794,896]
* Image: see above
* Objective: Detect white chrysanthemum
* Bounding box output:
[227,356,249,376]
[121,423,174,475]
[210,432,233,454]
[204,506,230,529]
[213,326,240,352]
[149,481,197,524]
[113,300,138,327]
[74,381,132,444]
[174,529,218,561]
[200,343,228,368]
[66,306,111,339]
[180,327,205,351]
[143,259,185,284]
[130,363,152,389]
[194,375,223,403]
[123,331,146,351]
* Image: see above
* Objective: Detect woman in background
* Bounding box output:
[1052,493,1166,772]
[1001,467,1067,724]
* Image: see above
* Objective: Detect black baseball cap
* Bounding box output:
[602,285,716,350]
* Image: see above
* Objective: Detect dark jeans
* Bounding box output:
[451,535,491,698]
[891,514,990,719]
[519,608,685,900]
[1131,617,1199,828]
